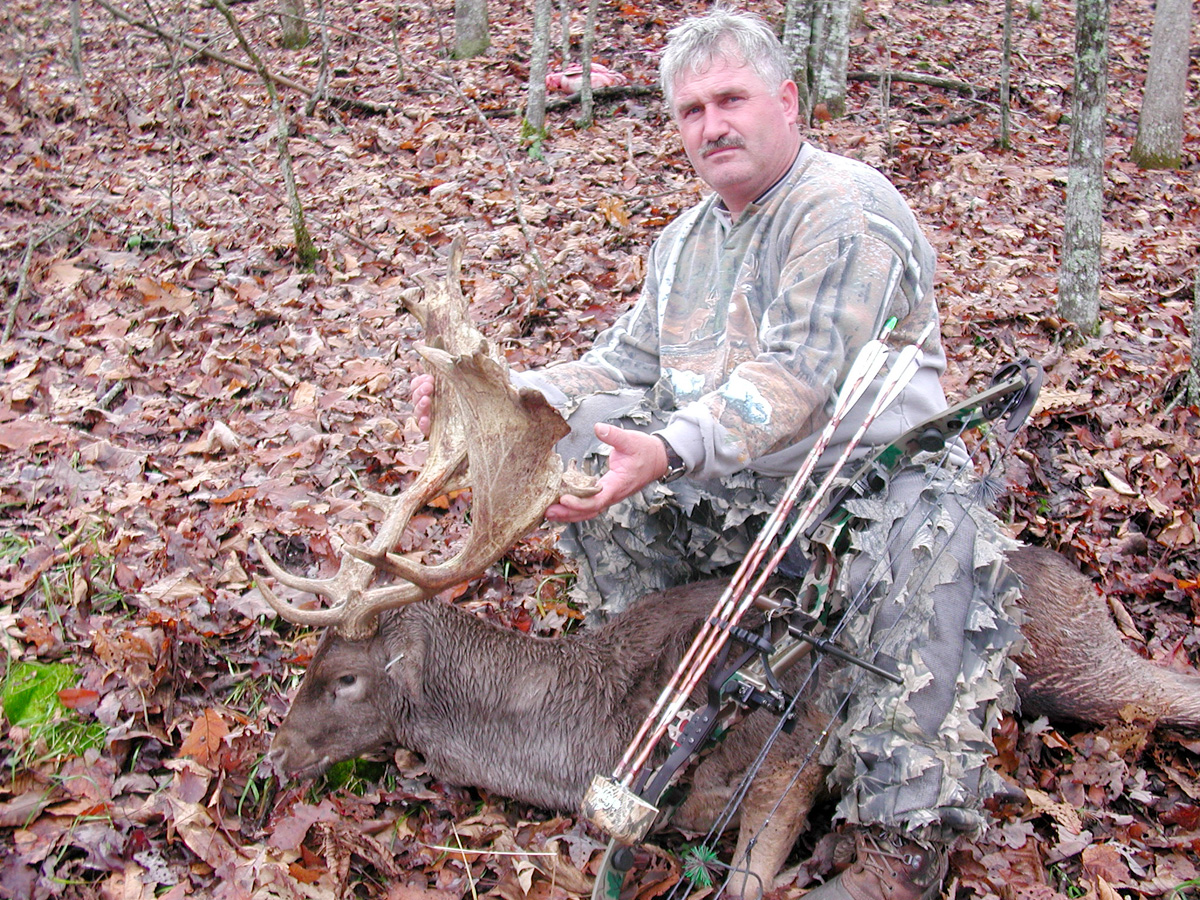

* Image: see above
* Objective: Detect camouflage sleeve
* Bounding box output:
[519,281,661,409]
[663,226,935,480]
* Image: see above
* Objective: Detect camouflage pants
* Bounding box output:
[815,463,1025,841]
[551,389,798,616]
[553,393,1024,840]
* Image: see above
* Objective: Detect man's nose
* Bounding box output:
[700,108,730,142]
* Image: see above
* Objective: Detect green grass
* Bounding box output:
[1,660,106,769]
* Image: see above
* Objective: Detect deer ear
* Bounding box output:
[381,629,424,696]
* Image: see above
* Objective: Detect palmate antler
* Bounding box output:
[254,239,598,640]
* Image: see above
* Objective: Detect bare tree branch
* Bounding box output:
[93,0,392,115]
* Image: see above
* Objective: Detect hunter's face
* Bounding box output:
[671,55,801,216]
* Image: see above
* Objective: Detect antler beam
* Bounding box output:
[255,239,597,639]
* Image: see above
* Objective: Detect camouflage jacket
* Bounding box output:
[523,143,952,481]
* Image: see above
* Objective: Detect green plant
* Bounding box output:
[0,532,33,564]
[1169,880,1200,900]
[312,758,391,798]
[1048,863,1087,899]
[682,844,720,888]
[2,660,105,769]
[28,523,131,617]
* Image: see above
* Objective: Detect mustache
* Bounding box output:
[700,135,745,155]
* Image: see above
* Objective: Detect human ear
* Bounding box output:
[779,79,800,122]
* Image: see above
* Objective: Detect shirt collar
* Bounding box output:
[712,143,811,226]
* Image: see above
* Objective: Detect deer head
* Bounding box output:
[254,240,598,639]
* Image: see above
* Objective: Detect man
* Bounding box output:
[414,10,1023,900]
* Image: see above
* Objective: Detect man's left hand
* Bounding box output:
[545,423,670,523]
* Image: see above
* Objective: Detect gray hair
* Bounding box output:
[659,8,792,111]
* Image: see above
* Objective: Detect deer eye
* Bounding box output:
[338,674,357,687]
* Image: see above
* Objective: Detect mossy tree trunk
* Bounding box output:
[523,0,554,148]
[1057,0,1109,334]
[453,0,489,59]
[1130,0,1190,170]
[278,0,309,50]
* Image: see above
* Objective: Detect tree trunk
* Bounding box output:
[783,0,816,119]
[213,0,318,268]
[1057,0,1109,333]
[524,0,554,148]
[1187,266,1200,407]
[1130,0,1190,170]
[70,0,83,75]
[577,0,599,127]
[999,0,1013,149]
[277,0,309,50]
[453,0,489,60]
[784,0,853,121]
[811,0,851,119]
[558,0,573,65]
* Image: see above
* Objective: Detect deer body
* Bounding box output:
[1008,546,1200,728]
[270,545,1200,887]
[270,579,810,812]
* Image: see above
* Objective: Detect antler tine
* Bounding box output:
[251,447,457,635]
[349,345,598,597]
[256,237,600,641]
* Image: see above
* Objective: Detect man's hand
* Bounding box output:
[411,373,434,436]
[545,423,670,524]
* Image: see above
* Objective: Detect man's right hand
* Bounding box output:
[411,373,434,436]
[545,423,669,524]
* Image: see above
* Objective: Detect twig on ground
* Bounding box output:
[849,69,983,98]
[3,200,103,342]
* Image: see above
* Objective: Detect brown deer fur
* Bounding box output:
[268,545,1200,891]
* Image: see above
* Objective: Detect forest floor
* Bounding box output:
[1,0,1198,899]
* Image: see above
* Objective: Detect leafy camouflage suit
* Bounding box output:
[518,144,1024,841]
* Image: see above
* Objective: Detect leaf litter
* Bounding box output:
[0,0,1198,898]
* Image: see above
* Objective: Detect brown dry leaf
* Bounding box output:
[91,627,162,685]
[1078,873,1122,900]
[0,543,60,601]
[1001,885,1070,900]
[0,417,76,452]
[1081,844,1130,887]
[1106,593,1146,642]
[40,261,88,291]
[383,884,462,900]
[0,790,55,828]
[1023,787,1083,834]
[313,820,400,892]
[269,799,344,853]
[98,862,159,900]
[598,196,631,229]
[178,709,230,768]
[492,830,593,897]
